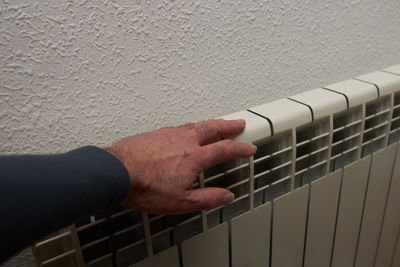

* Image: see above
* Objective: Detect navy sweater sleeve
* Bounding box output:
[0,146,130,262]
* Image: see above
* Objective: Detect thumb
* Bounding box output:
[185,188,235,211]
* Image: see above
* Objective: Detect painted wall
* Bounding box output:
[1,0,400,265]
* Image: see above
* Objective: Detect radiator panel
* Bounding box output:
[271,185,309,267]
[181,223,229,267]
[303,170,341,267]
[355,144,397,267]
[375,145,400,267]
[115,240,147,266]
[393,234,400,266]
[330,156,371,267]
[231,202,271,267]
[132,246,179,267]
[32,64,400,267]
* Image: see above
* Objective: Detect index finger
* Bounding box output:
[194,119,246,146]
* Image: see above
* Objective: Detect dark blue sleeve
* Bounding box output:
[0,146,130,262]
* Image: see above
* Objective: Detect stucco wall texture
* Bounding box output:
[1,0,400,266]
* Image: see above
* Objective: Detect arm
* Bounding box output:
[0,119,256,262]
[0,146,130,262]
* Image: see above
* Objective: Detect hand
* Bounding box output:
[105,119,257,214]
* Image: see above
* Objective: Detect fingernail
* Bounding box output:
[236,119,246,127]
[223,192,235,204]
[251,144,257,151]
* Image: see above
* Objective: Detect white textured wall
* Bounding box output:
[1,0,400,265]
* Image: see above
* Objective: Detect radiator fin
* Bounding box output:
[295,118,330,186]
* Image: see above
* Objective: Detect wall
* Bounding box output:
[1,0,400,265]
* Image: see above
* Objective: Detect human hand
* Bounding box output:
[105,119,256,214]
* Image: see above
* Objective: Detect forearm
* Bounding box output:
[0,146,130,262]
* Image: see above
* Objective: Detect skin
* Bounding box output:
[105,119,257,214]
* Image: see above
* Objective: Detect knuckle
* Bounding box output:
[190,146,202,158]
[208,124,219,137]
[213,118,223,126]
[196,122,218,138]
[223,139,235,152]
[208,118,219,124]
[207,119,221,130]
[183,147,200,163]
[182,123,195,130]
[212,143,223,156]
[183,191,214,211]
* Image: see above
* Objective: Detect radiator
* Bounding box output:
[33,65,400,267]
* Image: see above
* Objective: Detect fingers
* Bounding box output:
[185,187,235,210]
[196,139,257,170]
[194,119,246,145]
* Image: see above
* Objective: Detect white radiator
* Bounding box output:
[33,65,400,267]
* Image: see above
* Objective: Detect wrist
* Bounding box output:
[104,145,134,205]
[104,145,121,162]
